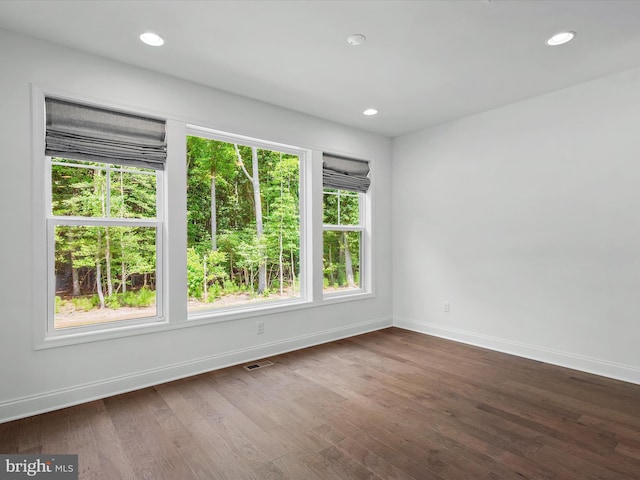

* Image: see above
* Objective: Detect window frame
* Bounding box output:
[43,133,165,338]
[184,125,311,318]
[31,87,374,350]
[322,188,367,296]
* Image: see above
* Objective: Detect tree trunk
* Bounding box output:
[244,267,252,290]
[234,144,266,293]
[95,172,106,308]
[210,172,217,251]
[278,232,284,296]
[121,264,127,294]
[329,248,335,286]
[290,249,296,294]
[98,170,113,297]
[343,232,355,288]
[234,180,240,229]
[251,148,266,293]
[119,174,126,294]
[119,169,125,216]
[71,265,80,296]
[96,230,105,309]
[105,228,113,296]
[66,230,81,296]
[278,178,284,296]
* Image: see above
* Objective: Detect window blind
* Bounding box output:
[45,97,167,170]
[322,153,370,193]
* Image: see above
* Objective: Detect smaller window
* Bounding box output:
[322,188,364,293]
[322,153,370,296]
[44,97,166,336]
[49,158,161,331]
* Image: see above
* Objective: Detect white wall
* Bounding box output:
[393,67,640,384]
[0,29,393,422]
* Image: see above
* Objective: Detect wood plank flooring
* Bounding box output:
[1,327,639,479]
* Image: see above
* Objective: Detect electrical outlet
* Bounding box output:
[444,302,451,313]
[257,321,264,335]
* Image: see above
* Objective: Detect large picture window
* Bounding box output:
[186,132,303,313]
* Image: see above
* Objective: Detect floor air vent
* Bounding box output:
[243,360,274,371]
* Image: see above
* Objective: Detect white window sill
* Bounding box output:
[35,291,374,349]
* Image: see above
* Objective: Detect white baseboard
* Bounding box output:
[0,317,392,423]
[394,317,640,386]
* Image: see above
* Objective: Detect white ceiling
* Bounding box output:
[2,0,640,137]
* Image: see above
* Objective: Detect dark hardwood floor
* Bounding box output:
[1,327,639,479]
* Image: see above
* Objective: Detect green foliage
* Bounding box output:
[322,189,362,290]
[187,247,205,299]
[323,189,359,225]
[52,136,362,314]
[122,287,156,307]
[72,296,96,312]
[105,295,120,309]
[58,288,156,315]
[187,247,229,300]
[52,158,158,316]
[55,296,63,314]
[186,137,301,303]
[207,284,223,302]
[236,236,264,274]
[323,262,337,287]
[323,229,361,290]
[223,280,240,294]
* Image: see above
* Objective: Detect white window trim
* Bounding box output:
[32,86,169,348]
[322,188,369,297]
[31,86,374,350]
[42,123,166,339]
[184,124,313,321]
[44,218,164,338]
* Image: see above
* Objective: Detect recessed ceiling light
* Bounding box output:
[140,32,164,47]
[347,34,366,46]
[363,108,378,116]
[546,31,576,46]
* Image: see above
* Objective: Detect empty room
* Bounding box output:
[0,1,639,479]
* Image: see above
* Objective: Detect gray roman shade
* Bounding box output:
[323,153,370,193]
[45,97,167,170]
